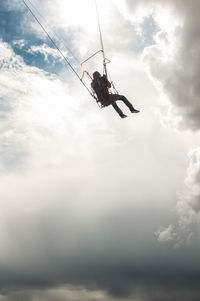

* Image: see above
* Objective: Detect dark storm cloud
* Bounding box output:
[0,195,200,301]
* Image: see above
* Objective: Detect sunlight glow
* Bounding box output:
[56,0,112,34]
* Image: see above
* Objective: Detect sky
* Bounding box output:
[0,0,200,300]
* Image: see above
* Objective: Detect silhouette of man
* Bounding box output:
[91,71,140,118]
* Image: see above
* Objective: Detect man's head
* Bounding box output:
[93,71,101,79]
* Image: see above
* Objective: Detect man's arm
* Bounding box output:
[102,75,111,88]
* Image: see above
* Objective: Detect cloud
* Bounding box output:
[0,287,117,301]
[122,0,200,248]
[156,147,200,247]
[177,148,200,233]
[155,224,177,242]
[1,1,200,301]
[0,39,77,172]
[122,0,200,131]
[27,44,65,63]
[12,39,26,49]
[0,0,23,11]
[1,287,200,301]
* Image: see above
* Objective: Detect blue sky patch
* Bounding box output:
[134,16,159,52]
[0,2,75,75]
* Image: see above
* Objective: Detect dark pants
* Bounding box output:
[108,94,135,117]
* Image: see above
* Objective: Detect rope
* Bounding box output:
[94,0,108,78]
[22,0,95,99]
[94,0,118,96]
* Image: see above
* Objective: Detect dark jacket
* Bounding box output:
[91,75,111,105]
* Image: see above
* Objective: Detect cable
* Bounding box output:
[22,0,95,98]
[94,0,108,78]
[25,0,80,65]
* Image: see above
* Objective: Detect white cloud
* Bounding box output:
[155,224,176,242]
[119,0,200,131]
[156,147,200,245]
[12,39,26,49]
[27,43,66,63]
[142,0,200,131]
[119,0,200,246]
[0,40,23,69]
[177,148,200,228]
[0,39,77,172]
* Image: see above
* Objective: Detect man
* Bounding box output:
[91,71,140,118]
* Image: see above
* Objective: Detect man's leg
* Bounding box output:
[110,94,139,113]
[112,102,127,118]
